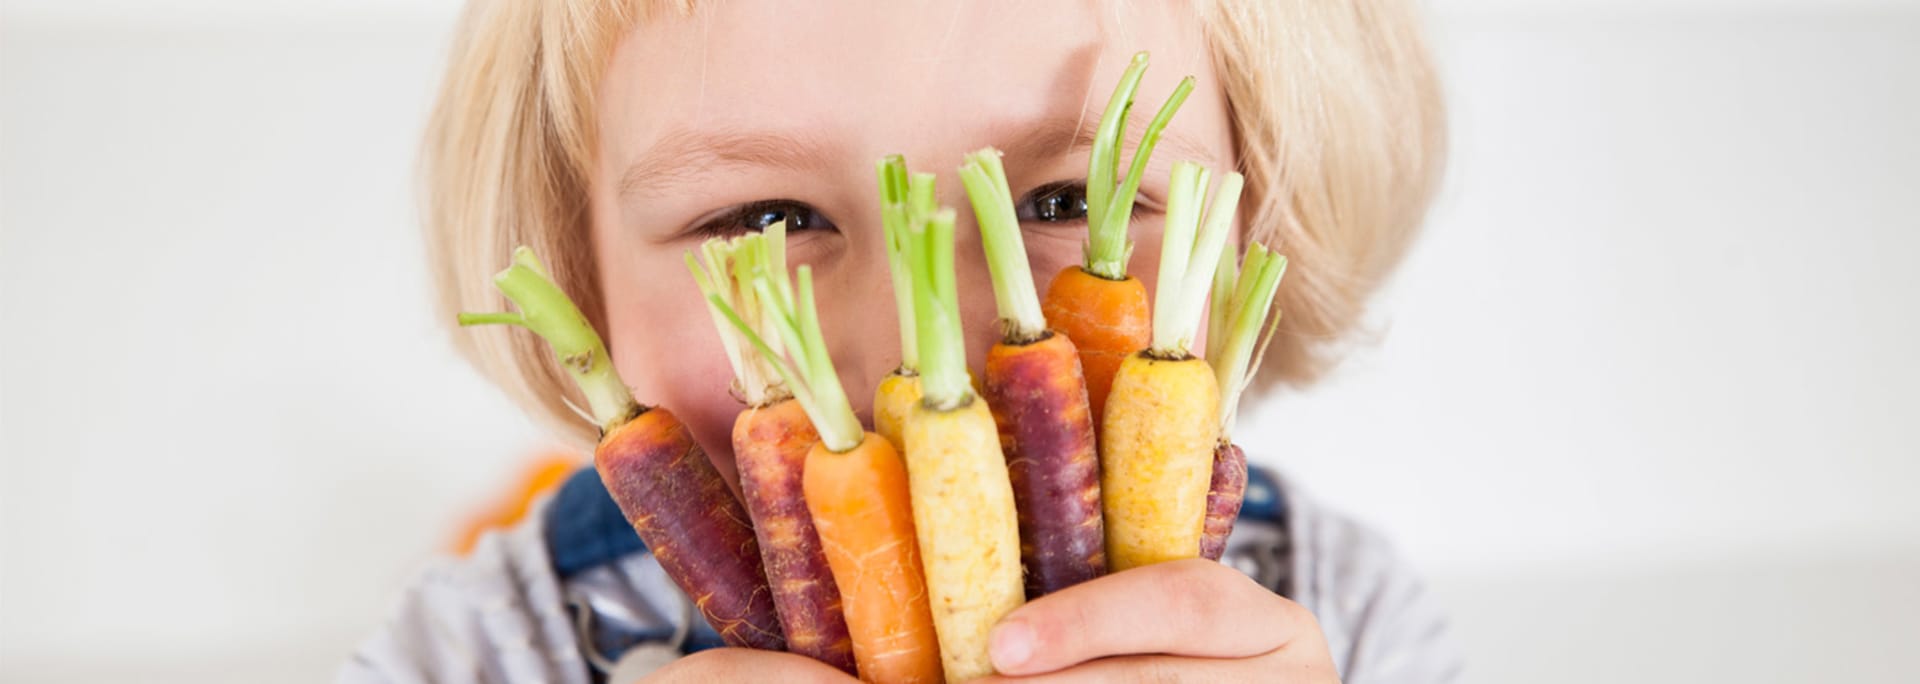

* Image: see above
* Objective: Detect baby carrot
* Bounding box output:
[1040,51,1195,421]
[689,230,854,672]
[1101,162,1244,571]
[1197,243,1289,560]
[899,183,1025,681]
[959,147,1105,598]
[1198,243,1289,560]
[710,243,944,683]
[459,247,783,650]
[872,155,923,451]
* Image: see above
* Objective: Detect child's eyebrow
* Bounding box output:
[619,128,831,202]
[993,115,1221,174]
[617,115,1219,205]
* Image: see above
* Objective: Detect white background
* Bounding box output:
[3,1,1917,682]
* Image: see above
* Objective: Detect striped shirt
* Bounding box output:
[342,465,1462,682]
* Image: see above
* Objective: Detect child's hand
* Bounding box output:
[980,559,1339,683]
[637,647,856,683]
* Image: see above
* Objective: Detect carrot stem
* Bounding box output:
[711,264,864,453]
[688,231,792,406]
[1086,52,1146,243]
[1085,52,1197,281]
[959,147,1046,342]
[879,155,920,373]
[1149,163,1243,358]
[902,179,969,410]
[1206,244,1289,437]
[454,311,523,326]
[457,246,637,432]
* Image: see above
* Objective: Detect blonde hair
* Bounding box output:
[422,0,1446,448]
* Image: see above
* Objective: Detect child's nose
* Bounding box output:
[808,170,999,424]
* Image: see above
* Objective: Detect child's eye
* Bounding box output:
[1015,181,1090,223]
[694,199,837,238]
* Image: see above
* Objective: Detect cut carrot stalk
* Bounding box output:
[895,181,1026,681]
[1041,51,1196,422]
[873,155,923,451]
[960,148,1105,599]
[710,241,944,683]
[1101,162,1244,571]
[689,229,854,672]
[459,247,784,650]
[1198,243,1289,560]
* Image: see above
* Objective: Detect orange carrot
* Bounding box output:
[805,434,943,684]
[709,235,944,683]
[691,230,855,671]
[461,247,784,650]
[1041,267,1148,425]
[1041,51,1194,421]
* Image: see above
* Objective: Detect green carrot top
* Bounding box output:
[706,225,865,453]
[458,247,639,433]
[1206,243,1289,438]
[959,147,1047,344]
[898,174,972,411]
[687,228,792,407]
[1085,51,1197,281]
[877,154,919,373]
[1150,162,1244,359]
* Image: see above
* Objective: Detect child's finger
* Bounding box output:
[985,558,1319,676]
[975,652,1336,684]
[644,647,858,683]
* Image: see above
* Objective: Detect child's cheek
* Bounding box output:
[604,306,746,475]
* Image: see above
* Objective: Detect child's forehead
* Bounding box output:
[594,1,1225,180]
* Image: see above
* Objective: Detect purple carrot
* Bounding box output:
[1200,441,1249,561]
[597,406,786,651]
[983,331,1106,597]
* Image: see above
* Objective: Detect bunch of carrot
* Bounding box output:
[455,50,1293,683]
[705,225,945,683]
[688,229,854,673]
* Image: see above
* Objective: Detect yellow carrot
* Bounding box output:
[899,175,1023,681]
[1101,162,1244,571]
[872,155,922,451]
[1102,354,1219,569]
[873,370,920,451]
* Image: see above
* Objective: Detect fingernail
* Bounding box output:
[990,620,1035,670]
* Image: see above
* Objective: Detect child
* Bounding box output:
[347,1,1453,681]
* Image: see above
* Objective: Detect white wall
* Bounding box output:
[1246,10,1920,682]
[2,2,1916,683]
